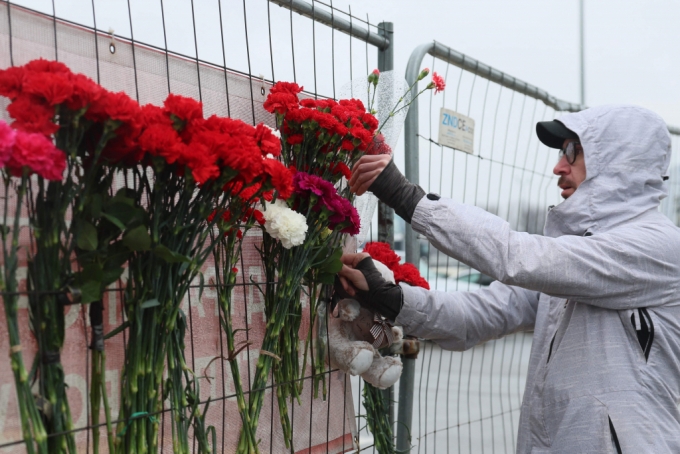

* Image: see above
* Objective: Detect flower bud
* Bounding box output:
[368,68,380,86]
[418,68,430,81]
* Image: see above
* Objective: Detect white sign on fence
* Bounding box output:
[438,108,475,154]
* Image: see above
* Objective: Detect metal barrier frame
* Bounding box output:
[398,38,680,453]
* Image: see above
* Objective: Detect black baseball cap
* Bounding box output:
[536,120,578,149]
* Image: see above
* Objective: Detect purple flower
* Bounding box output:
[294,171,331,197]
[293,171,361,235]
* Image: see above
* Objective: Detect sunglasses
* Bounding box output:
[558,141,582,165]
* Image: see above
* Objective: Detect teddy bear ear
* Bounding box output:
[338,298,361,321]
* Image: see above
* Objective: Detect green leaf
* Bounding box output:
[154,245,191,263]
[101,212,126,232]
[112,188,135,206]
[104,320,129,340]
[90,193,102,219]
[102,267,124,287]
[78,262,103,283]
[141,299,160,309]
[77,221,98,251]
[319,247,343,274]
[105,203,138,227]
[78,281,102,305]
[316,272,336,285]
[123,225,151,251]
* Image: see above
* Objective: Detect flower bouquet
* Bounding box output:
[0,120,57,454]
[342,67,445,245]
[232,81,370,452]
[0,59,149,454]
[113,95,292,454]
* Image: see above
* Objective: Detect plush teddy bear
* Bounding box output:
[328,259,403,389]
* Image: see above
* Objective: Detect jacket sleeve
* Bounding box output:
[395,281,539,351]
[411,197,680,309]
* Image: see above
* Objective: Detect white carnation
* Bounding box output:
[262,199,308,249]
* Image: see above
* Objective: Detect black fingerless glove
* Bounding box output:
[333,257,403,320]
[368,159,426,223]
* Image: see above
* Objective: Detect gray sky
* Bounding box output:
[17,0,680,125]
[327,0,680,127]
[11,0,680,227]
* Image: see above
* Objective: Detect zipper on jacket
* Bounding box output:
[609,417,622,454]
[547,299,570,363]
[630,308,655,361]
[546,332,557,363]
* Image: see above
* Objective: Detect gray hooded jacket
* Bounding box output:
[395,105,680,453]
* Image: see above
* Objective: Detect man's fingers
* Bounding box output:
[338,264,369,292]
[350,169,383,195]
[349,154,391,189]
[350,156,386,185]
[340,252,369,267]
[337,274,355,296]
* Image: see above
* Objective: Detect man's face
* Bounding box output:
[553,139,586,199]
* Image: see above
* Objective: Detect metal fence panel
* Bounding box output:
[0,1,388,452]
[399,39,680,453]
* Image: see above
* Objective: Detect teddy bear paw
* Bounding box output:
[347,346,374,375]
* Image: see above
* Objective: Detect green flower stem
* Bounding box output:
[236,215,332,452]
[116,167,230,453]
[1,174,48,454]
[363,382,395,454]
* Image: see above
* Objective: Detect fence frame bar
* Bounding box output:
[400,39,680,454]
[269,0,390,50]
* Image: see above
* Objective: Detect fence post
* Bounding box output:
[393,41,433,454]
[376,20,396,439]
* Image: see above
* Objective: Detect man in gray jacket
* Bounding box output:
[339,105,680,452]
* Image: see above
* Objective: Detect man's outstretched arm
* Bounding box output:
[338,254,539,351]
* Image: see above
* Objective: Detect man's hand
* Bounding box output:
[349,154,391,195]
[350,156,426,224]
[337,253,371,295]
[334,253,403,320]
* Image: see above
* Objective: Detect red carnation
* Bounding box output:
[429,72,446,95]
[7,94,58,135]
[67,74,103,111]
[7,130,65,181]
[263,158,294,200]
[365,133,392,156]
[253,209,265,225]
[264,92,300,115]
[361,112,379,132]
[394,262,430,289]
[22,71,73,106]
[269,81,303,97]
[24,59,70,74]
[263,81,302,115]
[0,66,25,100]
[164,94,203,122]
[362,242,401,270]
[86,90,141,125]
[287,134,304,146]
[330,161,351,180]
[254,123,281,157]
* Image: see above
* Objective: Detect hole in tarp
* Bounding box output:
[109,43,116,54]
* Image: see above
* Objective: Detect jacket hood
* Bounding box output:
[544,104,672,237]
